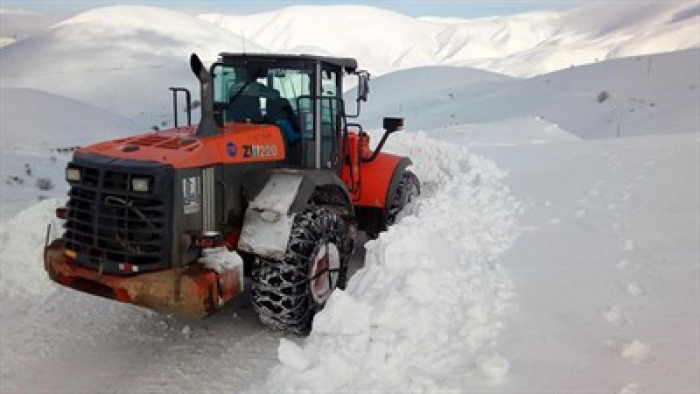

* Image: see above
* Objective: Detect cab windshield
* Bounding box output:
[213,64,312,127]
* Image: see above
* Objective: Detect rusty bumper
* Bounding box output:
[44,241,242,318]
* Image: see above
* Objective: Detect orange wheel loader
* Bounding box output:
[44,53,419,334]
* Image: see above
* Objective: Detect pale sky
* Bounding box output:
[1,0,585,18]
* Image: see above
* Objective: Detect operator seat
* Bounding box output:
[229,94,262,123]
[266,96,303,166]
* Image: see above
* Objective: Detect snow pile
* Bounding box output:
[199,247,243,274]
[257,132,521,392]
[0,198,64,300]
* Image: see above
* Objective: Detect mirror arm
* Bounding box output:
[362,129,391,163]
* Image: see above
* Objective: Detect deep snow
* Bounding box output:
[254,132,521,392]
[452,132,699,393]
[0,131,522,393]
[1,121,696,393]
[0,1,698,392]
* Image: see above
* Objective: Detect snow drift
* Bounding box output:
[0,198,63,300]
[255,132,521,392]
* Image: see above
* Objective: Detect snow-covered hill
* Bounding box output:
[0,87,140,152]
[0,2,697,393]
[0,87,142,219]
[0,6,265,126]
[200,1,700,76]
[0,9,59,48]
[351,48,700,139]
[0,1,696,127]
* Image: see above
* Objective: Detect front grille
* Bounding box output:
[63,159,172,274]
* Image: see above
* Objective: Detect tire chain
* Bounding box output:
[252,206,351,334]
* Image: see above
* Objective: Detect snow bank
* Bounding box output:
[257,132,521,392]
[199,247,243,274]
[0,198,64,300]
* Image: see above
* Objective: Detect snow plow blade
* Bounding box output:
[44,241,242,318]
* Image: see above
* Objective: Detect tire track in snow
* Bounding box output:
[256,132,521,392]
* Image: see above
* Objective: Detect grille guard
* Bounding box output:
[63,153,174,274]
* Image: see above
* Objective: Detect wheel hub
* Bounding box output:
[310,243,340,303]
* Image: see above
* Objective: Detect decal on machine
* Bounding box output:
[242,144,278,158]
[226,142,237,157]
[182,176,201,214]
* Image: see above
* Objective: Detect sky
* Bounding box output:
[0,0,584,18]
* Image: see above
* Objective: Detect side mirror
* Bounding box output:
[383,117,404,133]
[357,71,370,102]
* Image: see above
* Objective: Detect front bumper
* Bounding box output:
[44,240,242,318]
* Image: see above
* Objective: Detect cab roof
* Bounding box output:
[218,52,358,73]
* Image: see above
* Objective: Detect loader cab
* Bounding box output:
[211,53,358,170]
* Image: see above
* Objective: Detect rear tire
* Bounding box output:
[367,170,420,239]
[251,206,351,335]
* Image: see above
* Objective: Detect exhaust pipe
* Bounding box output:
[190,54,219,137]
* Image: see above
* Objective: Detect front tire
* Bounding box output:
[367,170,420,239]
[251,206,351,335]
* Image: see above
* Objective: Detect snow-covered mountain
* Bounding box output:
[0,9,59,47]
[0,6,264,126]
[200,1,700,76]
[0,87,142,218]
[0,1,697,126]
[0,87,140,152]
[350,48,700,139]
[0,2,698,393]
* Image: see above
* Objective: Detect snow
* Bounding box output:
[466,132,698,393]
[0,87,141,218]
[199,247,244,274]
[200,1,699,77]
[0,87,141,151]
[0,9,58,47]
[254,132,521,392]
[238,173,303,260]
[0,198,63,299]
[0,1,698,392]
[247,173,303,215]
[0,6,265,127]
[350,48,700,138]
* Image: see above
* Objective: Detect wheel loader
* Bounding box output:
[44,52,419,334]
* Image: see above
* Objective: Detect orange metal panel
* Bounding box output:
[81,122,287,169]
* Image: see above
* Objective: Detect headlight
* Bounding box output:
[66,168,81,182]
[131,177,151,193]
